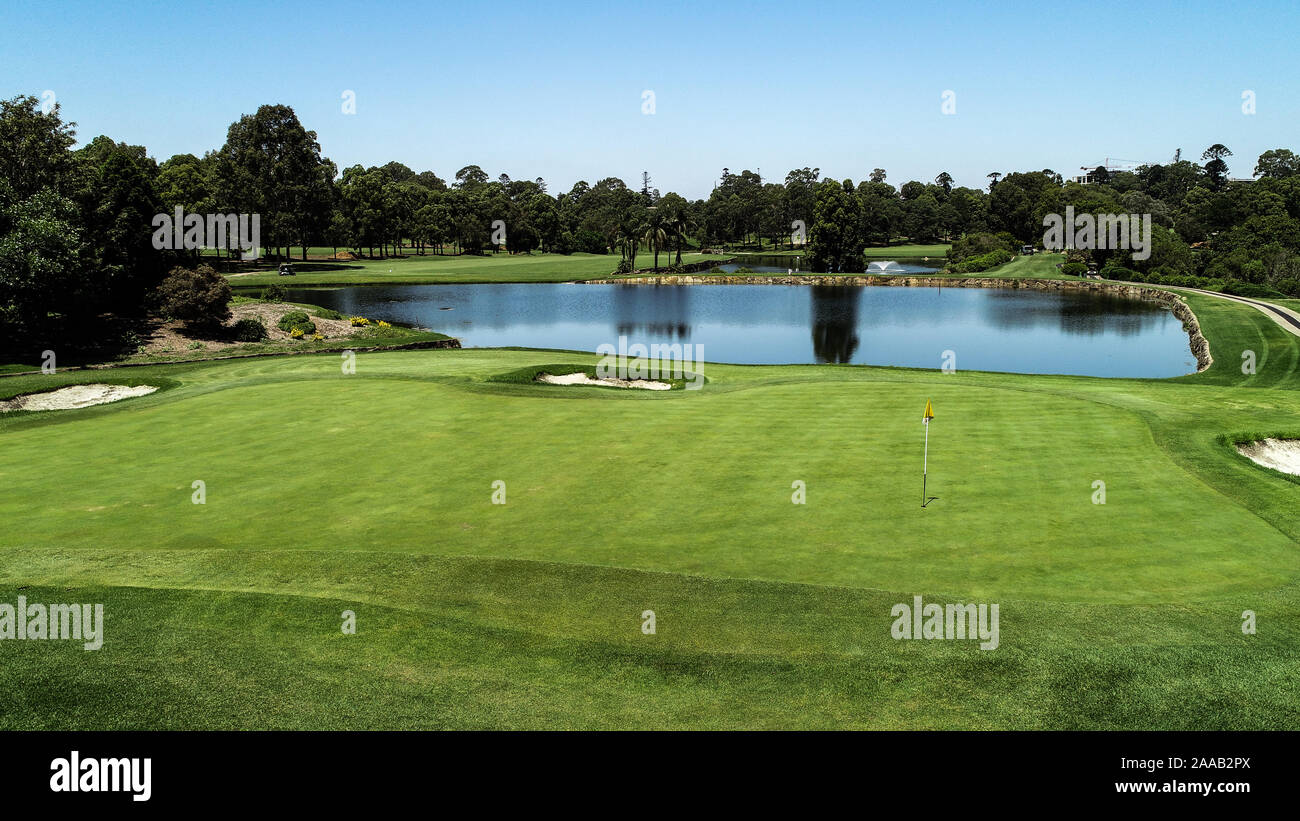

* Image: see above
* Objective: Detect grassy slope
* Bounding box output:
[226,252,729,289]
[1,289,1298,728]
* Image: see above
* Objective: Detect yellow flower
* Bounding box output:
[290,327,304,338]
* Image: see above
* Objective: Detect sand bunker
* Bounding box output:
[536,372,671,390]
[1236,438,1300,476]
[0,384,157,412]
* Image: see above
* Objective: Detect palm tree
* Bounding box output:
[671,210,690,265]
[656,193,692,266]
[644,212,668,271]
[618,219,644,270]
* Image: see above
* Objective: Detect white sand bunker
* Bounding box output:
[0,383,157,412]
[1236,438,1300,476]
[536,372,671,390]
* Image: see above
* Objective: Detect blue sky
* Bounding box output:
[3,0,1297,198]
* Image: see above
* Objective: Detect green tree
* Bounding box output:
[76,138,165,307]
[809,179,863,273]
[0,95,78,200]
[1254,149,1300,179]
[1201,144,1233,190]
[215,104,331,260]
[0,188,83,336]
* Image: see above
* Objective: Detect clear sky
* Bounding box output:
[3,0,1297,198]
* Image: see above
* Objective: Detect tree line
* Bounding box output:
[6,92,1300,350]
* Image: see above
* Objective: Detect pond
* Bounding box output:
[283,282,1198,377]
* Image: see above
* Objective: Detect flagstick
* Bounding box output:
[922,418,929,507]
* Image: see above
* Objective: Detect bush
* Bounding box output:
[231,317,266,342]
[260,284,286,303]
[1060,262,1088,276]
[314,307,342,320]
[277,310,316,335]
[1099,265,1138,280]
[349,316,369,327]
[156,264,232,331]
[950,248,1013,274]
[1273,277,1300,297]
[615,259,633,274]
[289,327,305,339]
[734,266,755,274]
[1220,281,1287,299]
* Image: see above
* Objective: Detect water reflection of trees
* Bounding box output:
[981,290,1171,337]
[810,286,863,363]
[616,322,692,338]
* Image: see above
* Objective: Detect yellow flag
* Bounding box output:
[923,399,934,422]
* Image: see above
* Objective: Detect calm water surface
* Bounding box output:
[285,280,1196,378]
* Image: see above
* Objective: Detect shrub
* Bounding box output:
[1060,262,1088,276]
[277,310,316,335]
[1099,265,1138,280]
[950,248,1013,274]
[1274,277,1300,297]
[314,307,342,320]
[289,327,305,339]
[260,284,286,303]
[615,259,633,274]
[231,316,267,342]
[349,316,370,327]
[156,264,232,331]
[1220,281,1286,299]
[734,266,755,274]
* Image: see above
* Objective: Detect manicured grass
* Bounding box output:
[1,290,1298,729]
[226,251,730,289]
[864,243,949,258]
[749,244,949,259]
[959,251,1075,278]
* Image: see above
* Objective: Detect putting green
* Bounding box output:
[0,362,1292,603]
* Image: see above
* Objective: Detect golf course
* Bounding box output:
[1,267,1297,729]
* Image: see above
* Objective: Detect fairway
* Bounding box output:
[2,292,1298,729]
[225,251,731,288]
